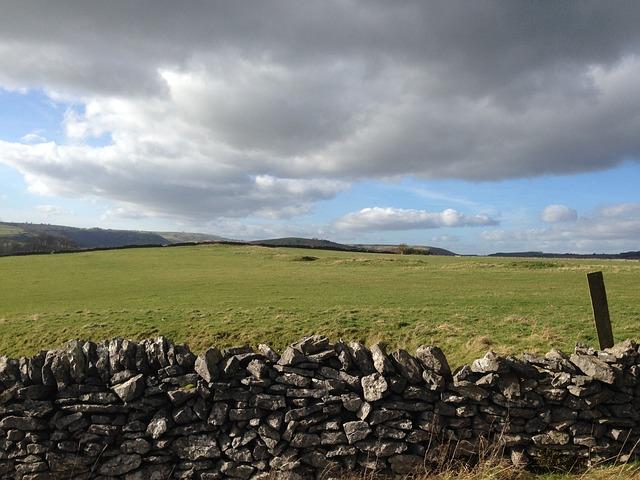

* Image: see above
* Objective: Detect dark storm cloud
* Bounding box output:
[1,1,640,219]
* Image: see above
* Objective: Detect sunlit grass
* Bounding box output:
[1,244,639,365]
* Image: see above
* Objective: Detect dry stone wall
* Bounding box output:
[1,335,640,479]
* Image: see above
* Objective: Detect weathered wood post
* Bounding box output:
[587,271,614,349]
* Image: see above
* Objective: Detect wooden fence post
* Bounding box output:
[587,271,614,349]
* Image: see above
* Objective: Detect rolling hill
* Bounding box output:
[0,221,226,255]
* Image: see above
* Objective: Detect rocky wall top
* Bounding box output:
[1,335,639,479]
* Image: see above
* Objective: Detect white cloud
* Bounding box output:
[541,204,578,223]
[0,139,348,221]
[598,203,640,218]
[481,202,640,253]
[36,204,66,216]
[0,2,640,223]
[431,235,459,244]
[20,131,47,144]
[334,207,498,231]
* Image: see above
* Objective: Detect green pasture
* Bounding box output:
[0,244,638,365]
[0,224,23,236]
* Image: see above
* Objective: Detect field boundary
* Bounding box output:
[1,335,639,478]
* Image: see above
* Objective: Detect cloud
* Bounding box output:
[481,202,640,253]
[431,235,459,244]
[0,140,348,220]
[36,204,66,216]
[598,203,640,218]
[334,207,498,231]
[541,204,578,223]
[1,2,640,220]
[20,131,47,144]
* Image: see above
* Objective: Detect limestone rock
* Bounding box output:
[98,454,142,476]
[391,349,423,384]
[570,354,616,384]
[348,342,376,375]
[294,335,330,355]
[415,345,451,378]
[172,434,221,460]
[65,340,87,383]
[0,416,47,431]
[0,356,19,386]
[370,343,395,376]
[194,347,222,383]
[258,343,280,363]
[278,346,306,366]
[124,465,173,480]
[532,431,571,446]
[344,421,371,444]
[147,410,171,439]
[361,373,389,402]
[471,351,505,374]
[112,373,145,402]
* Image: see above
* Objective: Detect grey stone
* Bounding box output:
[46,451,92,473]
[357,401,372,420]
[172,434,221,460]
[194,347,222,383]
[247,359,270,379]
[208,402,229,426]
[54,412,83,430]
[65,340,87,383]
[532,431,571,446]
[290,433,321,448]
[0,356,20,386]
[570,354,616,384]
[278,346,306,366]
[391,349,423,384]
[341,393,363,412]
[253,393,286,410]
[361,373,389,402]
[356,440,408,457]
[348,342,376,375]
[450,382,490,401]
[497,373,521,399]
[147,410,171,439]
[146,336,169,369]
[121,438,151,455]
[16,384,54,400]
[415,345,451,378]
[471,351,505,374]
[343,421,371,444]
[370,343,396,375]
[124,465,173,480]
[98,454,142,476]
[112,373,145,402]
[48,350,71,388]
[293,335,330,355]
[108,338,135,372]
[257,343,280,363]
[422,370,445,390]
[0,416,47,431]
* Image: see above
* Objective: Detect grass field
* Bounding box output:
[0,244,639,364]
[0,224,23,236]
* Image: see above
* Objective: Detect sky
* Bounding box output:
[1,1,639,255]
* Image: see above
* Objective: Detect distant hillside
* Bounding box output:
[0,224,461,257]
[0,222,226,256]
[489,251,640,260]
[250,237,456,256]
[158,232,228,244]
[250,237,357,251]
[352,243,457,256]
